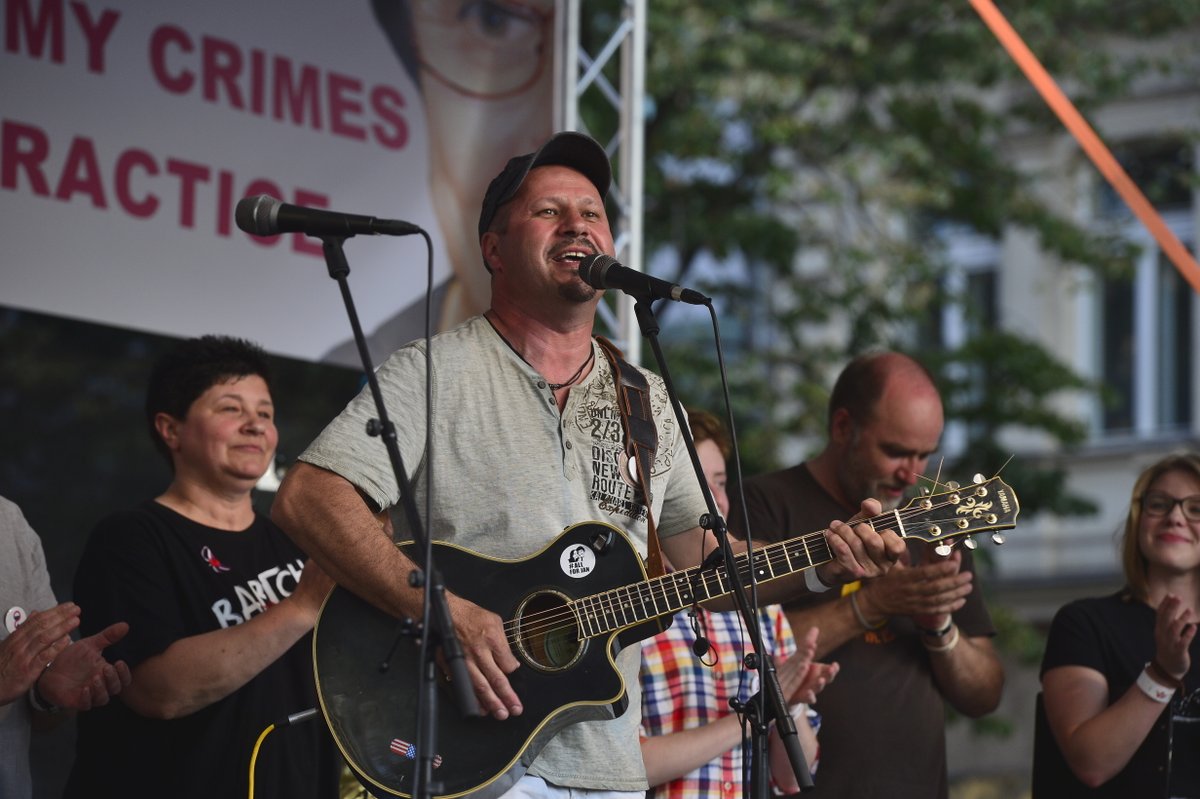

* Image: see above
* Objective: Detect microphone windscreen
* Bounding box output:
[577,253,619,290]
[234,195,279,236]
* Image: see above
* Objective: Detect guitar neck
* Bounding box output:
[570,476,1019,639]
[571,528,833,639]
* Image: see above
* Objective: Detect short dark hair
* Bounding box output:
[145,335,272,467]
[827,351,935,433]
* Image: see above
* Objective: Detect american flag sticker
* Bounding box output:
[389,738,442,768]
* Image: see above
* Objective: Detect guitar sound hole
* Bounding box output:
[514,590,583,672]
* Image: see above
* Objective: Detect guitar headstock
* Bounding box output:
[892,474,1020,555]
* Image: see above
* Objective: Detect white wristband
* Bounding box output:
[804,567,832,594]
[1137,665,1176,703]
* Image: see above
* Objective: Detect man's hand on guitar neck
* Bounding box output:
[813,498,906,588]
[664,499,904,611]
[445,593,523,721]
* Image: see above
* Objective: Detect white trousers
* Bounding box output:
[497,775,643,799]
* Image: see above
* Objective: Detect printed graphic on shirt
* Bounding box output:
[209,558,305,628]
[560,543,596,578]
[200,545,232,573]
[573,359,676,524]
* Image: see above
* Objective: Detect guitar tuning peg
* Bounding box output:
[963,537,978,550]
[991,532,1006,546]
[946,481,960,490]
[920,486,931,496]
[934,543,953,557]
[973,473,985,485]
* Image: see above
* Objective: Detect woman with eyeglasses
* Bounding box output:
[1039,452,1200,797]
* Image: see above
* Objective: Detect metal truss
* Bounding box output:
[556,0,646,362]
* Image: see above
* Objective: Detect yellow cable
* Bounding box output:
[248,722,277,799]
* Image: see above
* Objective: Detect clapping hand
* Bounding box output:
[1153,594,1196,686]
[776,626,838,705]
[0,603,81,706]
[37,621,132,711]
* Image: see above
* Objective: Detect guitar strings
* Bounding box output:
[500,489,995,642]
[500,487,997,643]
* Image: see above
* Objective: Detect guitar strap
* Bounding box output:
[595,336,666,580]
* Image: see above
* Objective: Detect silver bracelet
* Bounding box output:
[1136,664,1176,703]
[804,567,832,594]
[849,590,885,631]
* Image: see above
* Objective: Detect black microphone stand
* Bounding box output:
[318,235,479,799]
[629,295,813,797]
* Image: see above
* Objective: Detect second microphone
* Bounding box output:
[235,195,422,238]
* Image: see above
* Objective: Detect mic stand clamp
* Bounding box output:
[630,295,812,796]
[318,235,479,799]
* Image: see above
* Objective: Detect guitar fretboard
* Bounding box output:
[567,476,1019,638]
[571,531,834,638]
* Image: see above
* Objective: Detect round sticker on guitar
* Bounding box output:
[560,543,596,578]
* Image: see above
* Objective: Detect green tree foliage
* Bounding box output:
[579,5,1198,746]
[581,0,1199,514]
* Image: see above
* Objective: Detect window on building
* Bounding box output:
[1091,136,1196,439]
[1097,246,1196,436]
[926,225,1000,453]
[1096,138,1194,217]
[929,225,1000,349]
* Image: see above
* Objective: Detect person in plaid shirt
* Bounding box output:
[639,410,832,799]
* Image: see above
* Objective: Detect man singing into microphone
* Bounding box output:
[273,131,907,799]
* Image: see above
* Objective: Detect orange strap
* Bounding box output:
[969,0,1200,294]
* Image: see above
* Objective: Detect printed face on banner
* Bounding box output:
[0,0,557,364]
[378,0,557,346]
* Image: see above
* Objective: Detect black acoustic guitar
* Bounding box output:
[314,476,1020,799]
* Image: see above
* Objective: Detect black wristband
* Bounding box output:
[28,677,61,714]
[915,618,954,638]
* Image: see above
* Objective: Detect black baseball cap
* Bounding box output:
[477,131,612,247]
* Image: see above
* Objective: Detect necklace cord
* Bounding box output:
[487,317,595,391]
[547,348,595,390]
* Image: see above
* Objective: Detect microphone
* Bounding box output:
[688,610,712,658]
[577,254,710,305]
[235,194,422,238]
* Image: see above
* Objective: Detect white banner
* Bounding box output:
[0,0,556,364]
